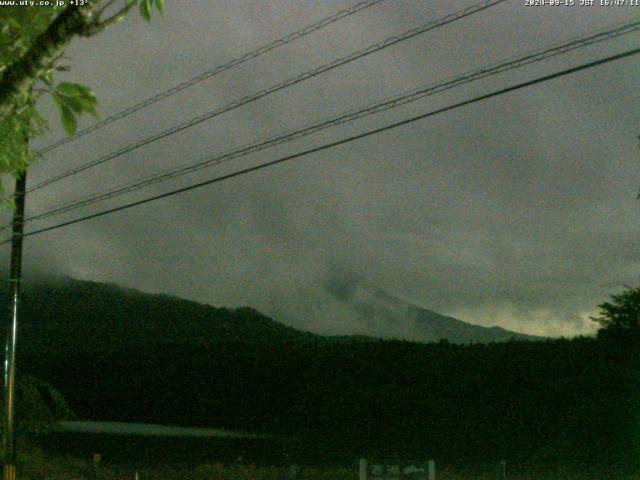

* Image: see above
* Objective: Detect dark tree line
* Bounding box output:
[7,282,640,478]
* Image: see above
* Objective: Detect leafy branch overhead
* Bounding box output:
[137,0,165,21]
[0,0,165,177]
[51,82,98,135]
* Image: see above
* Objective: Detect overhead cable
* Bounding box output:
[5,46,637,244]
[28,0,507,193]
[36,0,389,155]
[21,19,640,225]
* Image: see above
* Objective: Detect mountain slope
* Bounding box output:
[323,271,541,343]
[4,278,314,354]
[1,275,538,355]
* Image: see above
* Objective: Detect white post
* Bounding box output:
[427,460,435,480]
[359,458,368,480]
[134,471,139,480]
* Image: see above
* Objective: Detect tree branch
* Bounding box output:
[0,3,101,120]
[83,1,136,36]
[95,0,119,17]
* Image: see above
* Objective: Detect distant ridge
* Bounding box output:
[0,276,539,355]
[322,270,542,343]
[2,277,313,354]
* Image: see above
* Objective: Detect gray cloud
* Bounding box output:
[10,0,640,338]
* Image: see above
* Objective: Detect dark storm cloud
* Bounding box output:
[11,0,640,338]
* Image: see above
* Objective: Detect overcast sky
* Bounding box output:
[4,0,639,338]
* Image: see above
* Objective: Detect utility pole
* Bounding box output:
[3,170,27,480]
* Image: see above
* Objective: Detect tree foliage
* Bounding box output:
[0,0,164,184]
[591,285,640,342]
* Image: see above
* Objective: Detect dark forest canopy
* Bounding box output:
[592,285,640,342]
[4,279,640,477]
[22,337,640,477]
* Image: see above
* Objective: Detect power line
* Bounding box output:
[36,0,389,155]
[6,46,638,245]
[28,0,507,193]
[20,19,640,226]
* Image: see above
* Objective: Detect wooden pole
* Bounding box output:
[3,170,27,480]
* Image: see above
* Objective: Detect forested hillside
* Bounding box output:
[3,278,638,477]
[20,337,640,476]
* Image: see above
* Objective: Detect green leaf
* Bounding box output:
[54,82,97,117]
[52,91,81,114]
[64,97,85,114]
[51,91,64,109]
[140,0,152,21]
[77,90,96,109]
[60,106,77,135]
[155,0,165,14]
[56,81,84,97]
[56,82,95,99]
[41,70,53,87]
[83,101,99,119]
